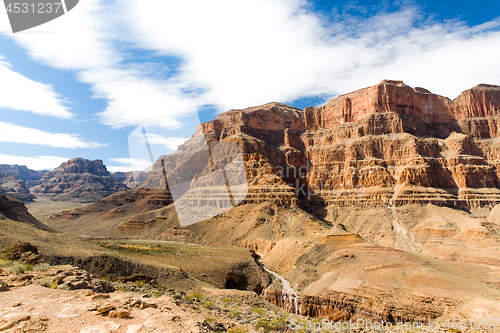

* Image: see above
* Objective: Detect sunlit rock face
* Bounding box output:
[143,80,500,210]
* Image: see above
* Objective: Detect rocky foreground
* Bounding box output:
[2,259,481,333]
[0,258,293,333]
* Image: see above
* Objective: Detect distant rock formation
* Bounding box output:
[30,158,129,202]
[0,173,36,202]
[49,188,173,224]
[0,164,45,187]
[112,171,148,188]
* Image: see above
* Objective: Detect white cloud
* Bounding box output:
[3,0,198,130]
[0,59,72,118]
[82,68,197,129]
[130,131,188,151]
[106,166,135,173]
[108,157,153,173]
[0,121,107,148]
[3,0,500,133]
[0,154,68,170]
[121,1,500,104]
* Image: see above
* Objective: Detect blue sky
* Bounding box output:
[0,0,499,172]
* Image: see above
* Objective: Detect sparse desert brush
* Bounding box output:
[229,308,240,319]
[205,314,217,326]
[133,280,146,288]
[223,297,233,307]
[0,259,12,268]
[190,292,204,301]
[183,292,204,303]
[182,294,193,302]
[34,263,51,271]
[254,317,287,332]
[172,293,182,299]
[10,262,33,274]
[101,275,112,282]
[251,306,265,317]
[203,300,215,309]
[36,278,53,288]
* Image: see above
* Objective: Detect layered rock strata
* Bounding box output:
[31,158,129,202]
[141,80,500,209]
[0,173,36,202]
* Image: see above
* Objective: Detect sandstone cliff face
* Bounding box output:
[141,80,500,210]
[31,158,129,203]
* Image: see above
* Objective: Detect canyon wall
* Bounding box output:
[141,80,500,209]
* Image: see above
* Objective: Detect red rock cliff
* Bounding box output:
[143,80,500,209]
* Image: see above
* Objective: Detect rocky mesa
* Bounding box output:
[30,158,129,203]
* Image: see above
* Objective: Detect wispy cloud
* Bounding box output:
[0,154,68,170]
[3,0,500,133]
[108,157,152,172]
[130,131,188,151]
[0,58,72,118]
[0,121,107,148]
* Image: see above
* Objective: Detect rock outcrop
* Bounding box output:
[31,158,129,202]
[0,173,36,202]
[0,164,45,187]
[140,80,500,210]
[0,195,52,231]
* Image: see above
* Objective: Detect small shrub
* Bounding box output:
[10,263,33,274]
[251,306,265,317]
[101,275,112,282]
[153,291,162,298]
[133,280,146,288]
[0,259,12,268]
[156,283,164,289]
[254,317,287,333]
[36,278,53,288]
[191,292,204,301]
[255,319,272,332]
[50,282,58,289]
[205,314,217,327]
[184,292,204,303]
[223,297,232,307]
[183,295,194,302]
[172,293,182,299]
[229,308,240,319]
[203,300,215,309]
[34,263,51,272]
